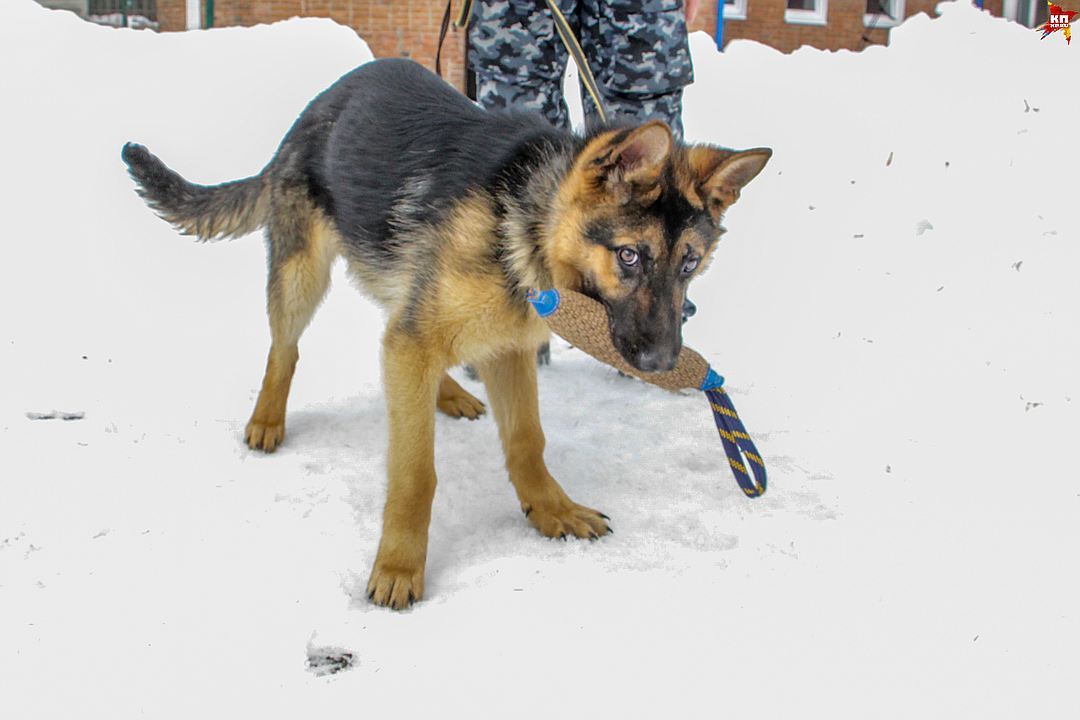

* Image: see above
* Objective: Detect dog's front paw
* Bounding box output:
[367,563,424,610]
[524,501,611,540]
[245,419,285,452]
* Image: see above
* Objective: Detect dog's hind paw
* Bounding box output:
[437,393,486,420]
[436,374,486,420]
[245,419,285,453]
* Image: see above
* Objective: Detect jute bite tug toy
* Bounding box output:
[527,288,767,498]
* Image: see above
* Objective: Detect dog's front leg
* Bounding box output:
[367,329,442,609]
[478,349,611,540]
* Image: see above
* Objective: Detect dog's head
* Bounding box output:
[548,121,771,373]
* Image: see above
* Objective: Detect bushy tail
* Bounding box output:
[121,142,268,241]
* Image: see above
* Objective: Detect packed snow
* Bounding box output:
[1,0,1077,716]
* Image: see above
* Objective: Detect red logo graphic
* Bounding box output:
[1040,2,1077,44]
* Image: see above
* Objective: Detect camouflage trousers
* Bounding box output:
[468,0,694,139]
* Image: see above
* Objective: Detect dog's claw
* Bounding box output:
[524,501,612,540]
[245,419,285,452]
[436,378,486,420]
[367,564,423,611]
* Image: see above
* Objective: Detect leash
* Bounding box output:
[528,288,766,498]
[542,0,608,123]
[435,0,473,77]
[435,0,609,123]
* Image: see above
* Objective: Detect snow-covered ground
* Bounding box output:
[2,1,1077,716]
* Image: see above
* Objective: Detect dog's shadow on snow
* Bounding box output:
[278,383,535,604]
[280,361,834,609]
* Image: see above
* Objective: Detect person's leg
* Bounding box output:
[580,0,694,139]
[468,0,574,129]
[474,74,571,129]
[605,89,687,140]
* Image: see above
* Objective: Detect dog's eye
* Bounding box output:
[617,247,639,267]
[682,257,700,275]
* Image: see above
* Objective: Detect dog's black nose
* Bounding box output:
[634,348,678,373]
[681,298,696,324]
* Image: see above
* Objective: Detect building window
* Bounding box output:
[865,0,906,28]
[724,0,748,20]
[785,0,828,26]
[87,0,159,29]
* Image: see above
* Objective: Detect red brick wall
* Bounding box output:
[712,0,947,53]
[688,0,720,35]
[158,0,185,31]
[157,0,468,90]
[157,1,998,88]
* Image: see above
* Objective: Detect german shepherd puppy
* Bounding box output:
[122,58,770,609]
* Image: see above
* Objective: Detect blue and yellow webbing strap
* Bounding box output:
[702,381,767,498]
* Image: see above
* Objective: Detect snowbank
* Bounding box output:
[1,1,1077,717]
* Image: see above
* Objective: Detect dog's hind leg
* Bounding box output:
[436,373,486,420]
[245,194,335,452]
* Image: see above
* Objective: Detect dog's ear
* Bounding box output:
[687,147,771,222]
[585,121,673,205]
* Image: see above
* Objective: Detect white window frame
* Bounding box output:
[864,0,906,28]
[724,0,748,21]
[785,0,828,27]
[185,0,200,30]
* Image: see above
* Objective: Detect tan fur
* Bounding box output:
[242,191,561,609]
[686,146,772,223]
[245,202,334,451]
[366,327,441,609]
[437,374,486,420]
[544,124,678,295]
[358,196,562,609]
[246,202,491,453]
[402,195,553,367]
